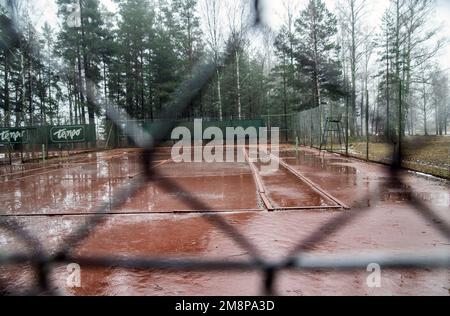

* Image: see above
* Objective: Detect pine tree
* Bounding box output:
[294,0,341,110]
[115,0,154,118]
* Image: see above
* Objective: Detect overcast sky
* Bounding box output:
[11,0,450,72]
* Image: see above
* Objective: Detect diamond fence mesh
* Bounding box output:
[0,0,449,296]
[291,104,449,179]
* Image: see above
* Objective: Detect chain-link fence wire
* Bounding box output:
[292,104,449,178]
[261,114,292,143]
[111,117,266,149]
[265,104,345,145]
[292,108,322,147]
[291,103,347,147]
[0,0,449,296]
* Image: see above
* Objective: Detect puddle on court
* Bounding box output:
[254,161,334,208]
[275,150,360,207]
[0,176,116,215]
[119,174,260,212]
[157,161,252,178]
[277,149,450,208]
[0,149,261,215]
[279,150,357,175]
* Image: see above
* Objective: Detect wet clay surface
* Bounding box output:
[280,147,449,212]
[0,148,259,215]
[254,161,334,208]
[120,171,260,213]
[0,147,449,295]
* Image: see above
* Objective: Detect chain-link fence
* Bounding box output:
[0,125,98,165]
[0,0,449,296]
[291,104,449,179]
[108,116,266,148]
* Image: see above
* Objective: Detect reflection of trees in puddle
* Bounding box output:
[254,163,333,207]
[279,151,357,175]
[122,174,259,212]
[0,175,116,215]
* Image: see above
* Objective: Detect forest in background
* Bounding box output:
[0,0,449,139]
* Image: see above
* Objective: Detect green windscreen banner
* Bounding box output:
[0,128,29,144]
[50,125,86,143]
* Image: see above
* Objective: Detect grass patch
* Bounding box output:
[347,136,449,179]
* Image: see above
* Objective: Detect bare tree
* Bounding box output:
[338,0,367,137]
[360,25,375,137]
[415,63,434,135]
[431,68,449,135]
[227,0,251,120]
[201,0,224,120]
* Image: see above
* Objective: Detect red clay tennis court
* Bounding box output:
[0,145,448,295]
